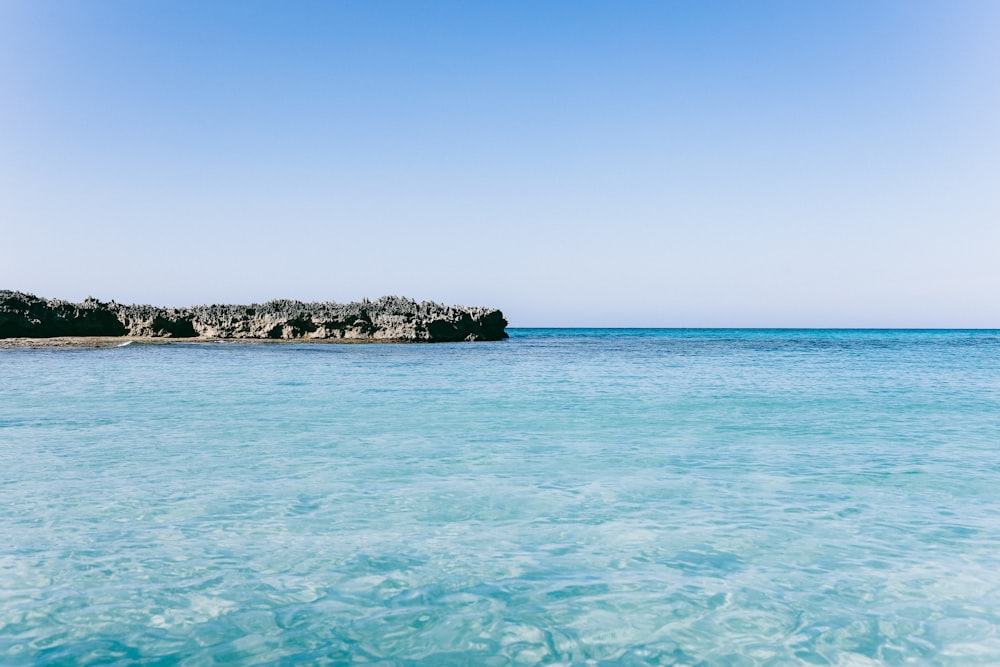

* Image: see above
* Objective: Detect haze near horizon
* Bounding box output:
[1,1,998,327]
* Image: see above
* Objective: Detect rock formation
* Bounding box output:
[0,291,509,342]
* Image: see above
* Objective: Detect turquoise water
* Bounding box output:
[3,329,1000,665]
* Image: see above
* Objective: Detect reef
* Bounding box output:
[0,291,509,342]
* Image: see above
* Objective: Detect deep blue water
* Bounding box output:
[2,329,1000,665]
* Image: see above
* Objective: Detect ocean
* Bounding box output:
[2,329,1000,665]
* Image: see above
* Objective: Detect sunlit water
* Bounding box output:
[2,329,1000,665]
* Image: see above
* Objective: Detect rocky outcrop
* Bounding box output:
[0,293,127,338]
[0,291,509,342]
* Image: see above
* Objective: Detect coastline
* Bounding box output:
[0,336,477,349]
[1,291,509,343]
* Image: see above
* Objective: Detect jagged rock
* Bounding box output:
[0,293,126,338]
[0,291,509,342]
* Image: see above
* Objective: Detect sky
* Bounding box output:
[1,1,998,327]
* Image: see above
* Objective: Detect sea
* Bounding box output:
[2,329,1000,665]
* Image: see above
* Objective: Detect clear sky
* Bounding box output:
[1,1,998,326]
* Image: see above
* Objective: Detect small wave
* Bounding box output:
[116,341,133,348]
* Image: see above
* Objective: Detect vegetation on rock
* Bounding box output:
[0,291,508,342]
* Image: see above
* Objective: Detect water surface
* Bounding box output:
[2,329,1000,664]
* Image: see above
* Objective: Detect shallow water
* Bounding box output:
[2,329,1000,665]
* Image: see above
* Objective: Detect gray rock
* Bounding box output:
[0,291,509,342]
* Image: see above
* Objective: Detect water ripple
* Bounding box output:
[2,330,1000,664]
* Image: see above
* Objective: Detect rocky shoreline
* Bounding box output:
[0,291,509,343]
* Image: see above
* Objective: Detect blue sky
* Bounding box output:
[1,1,998,326]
